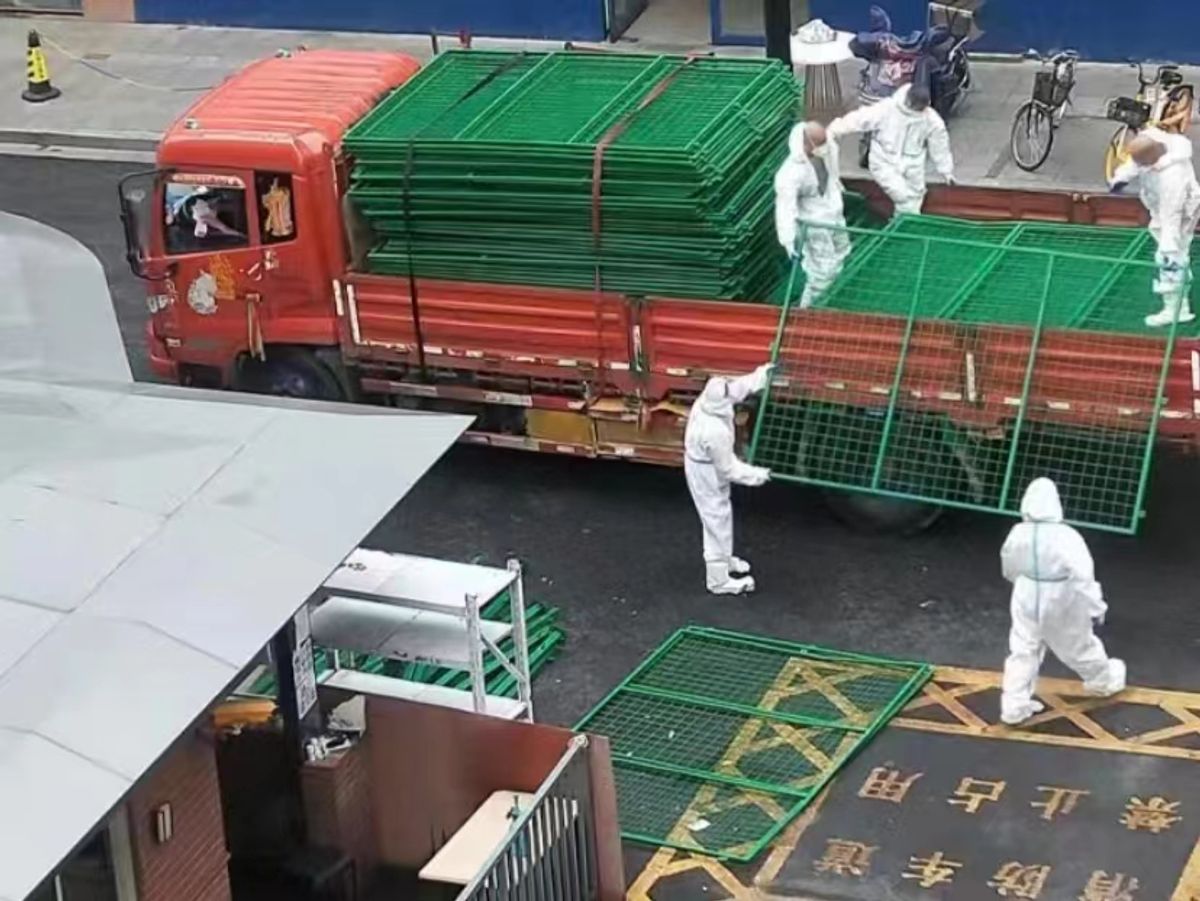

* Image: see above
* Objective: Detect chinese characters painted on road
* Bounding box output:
[813,839,877,877]
[859,766,924,803]
[902,851,963,888]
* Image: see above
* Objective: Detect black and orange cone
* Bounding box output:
[23,30,61,103]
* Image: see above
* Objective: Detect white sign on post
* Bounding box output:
[292,609,318,719]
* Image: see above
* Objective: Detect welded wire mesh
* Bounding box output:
[575,626,931,861]
[343,50,800,300]
[751,217,1184,533]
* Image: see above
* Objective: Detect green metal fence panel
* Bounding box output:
[342,50,801,301]
[750,218,1185,534]
[575,627,931,861]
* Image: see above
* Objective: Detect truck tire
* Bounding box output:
[239,348,345,401]
[822,489,945,535]
[796,406,954,536]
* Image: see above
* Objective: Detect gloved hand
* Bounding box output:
[747,466,771,487]
[753,362,775,386]
[944,173,958,186]
[1093,612,1106,628]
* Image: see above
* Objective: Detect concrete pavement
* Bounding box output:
[836,55,1200,194]
[0,16,562,154]
[3,14,1200,193]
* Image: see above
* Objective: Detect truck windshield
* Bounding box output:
[163,180,249,254]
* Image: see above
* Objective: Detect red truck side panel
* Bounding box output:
[342,271,1200,441]
[347,275,632,375]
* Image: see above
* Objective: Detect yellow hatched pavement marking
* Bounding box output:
[630,665,1200,899]
[626,655,889,898]
[895,666,1200,761]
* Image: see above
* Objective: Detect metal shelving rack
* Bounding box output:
[310,549,533,721]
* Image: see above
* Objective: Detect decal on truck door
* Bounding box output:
[186,254,236,315]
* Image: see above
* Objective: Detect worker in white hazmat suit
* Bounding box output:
[774,121,851,308]
[684,364,773,595]
[828,84,956,217]
[999,478,1126,725]
[1109,129,1200,327]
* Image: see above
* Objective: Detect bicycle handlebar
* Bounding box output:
[1128,59,1185,88]
[1030,49,1078,64]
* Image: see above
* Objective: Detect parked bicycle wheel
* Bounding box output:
[1010,101,1055,171]
[1104,124,1131,182]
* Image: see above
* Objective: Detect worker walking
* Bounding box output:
[1109,130,1200,327]
[774,121,851,308]
[828,84,956,217]
[685,365,773,595]
[999,478,1126,725]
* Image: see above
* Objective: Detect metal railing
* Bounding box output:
[456,734,598,901]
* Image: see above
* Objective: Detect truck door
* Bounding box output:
[159,171,264,355]
[250,171,328,343]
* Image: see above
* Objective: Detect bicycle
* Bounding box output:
[1103,60,1194,182]
[1009,50,1078,172]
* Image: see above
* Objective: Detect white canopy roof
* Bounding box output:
[0,213,471,900]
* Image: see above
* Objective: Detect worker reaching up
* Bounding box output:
[774,121,851,308]
[999,478,1126,725]
[828,84,955,217]
[684,365,773,596]
[1109,129,1200,327]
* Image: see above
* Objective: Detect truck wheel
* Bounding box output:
[240,348,345,401]
[822,489,945,535]
[797,406,953,536]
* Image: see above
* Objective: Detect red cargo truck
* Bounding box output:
[121,49,1200,530]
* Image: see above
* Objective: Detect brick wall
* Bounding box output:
[301,744,377,887]
[82,0,134,20]
[126,733,232,901]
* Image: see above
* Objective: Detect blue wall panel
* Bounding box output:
[134,0,607,42]
[810,0,1200,64]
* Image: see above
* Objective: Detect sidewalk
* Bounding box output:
[836,55,1200,194]
[1,14,1199,194]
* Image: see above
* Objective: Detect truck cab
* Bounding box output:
[120,50,419,397]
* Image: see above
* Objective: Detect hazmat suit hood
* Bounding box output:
[893,84,923,119]
[697,377,736,421]
[785,123,830,165]
[1020,477,1064,523]
[787,124,807,163]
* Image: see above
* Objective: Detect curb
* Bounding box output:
[0,128,160,153]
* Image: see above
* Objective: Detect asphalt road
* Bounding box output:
[5,156,1200,730]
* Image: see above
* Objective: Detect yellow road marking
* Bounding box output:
[631,665,1200,898]
[894,667,1200,762]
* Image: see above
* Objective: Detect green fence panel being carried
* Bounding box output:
[575,626,931,861]
[750,216,1186,534]
[343,50,801,301]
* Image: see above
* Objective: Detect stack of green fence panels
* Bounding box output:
[343,50,801,301]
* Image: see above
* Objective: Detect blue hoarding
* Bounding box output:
[135,0,607,42]
[810,0,1200,64]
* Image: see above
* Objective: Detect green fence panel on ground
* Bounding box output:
[575,627,931,861]
[751,216,1186,534]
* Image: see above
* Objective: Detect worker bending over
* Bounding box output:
[684,365,773,595]
[1110,130,1200,327]
[999,478,1126,725]
[828,84,955,217]
[774,121,851,308]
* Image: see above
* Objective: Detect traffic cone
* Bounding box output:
[23,30,60,104]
